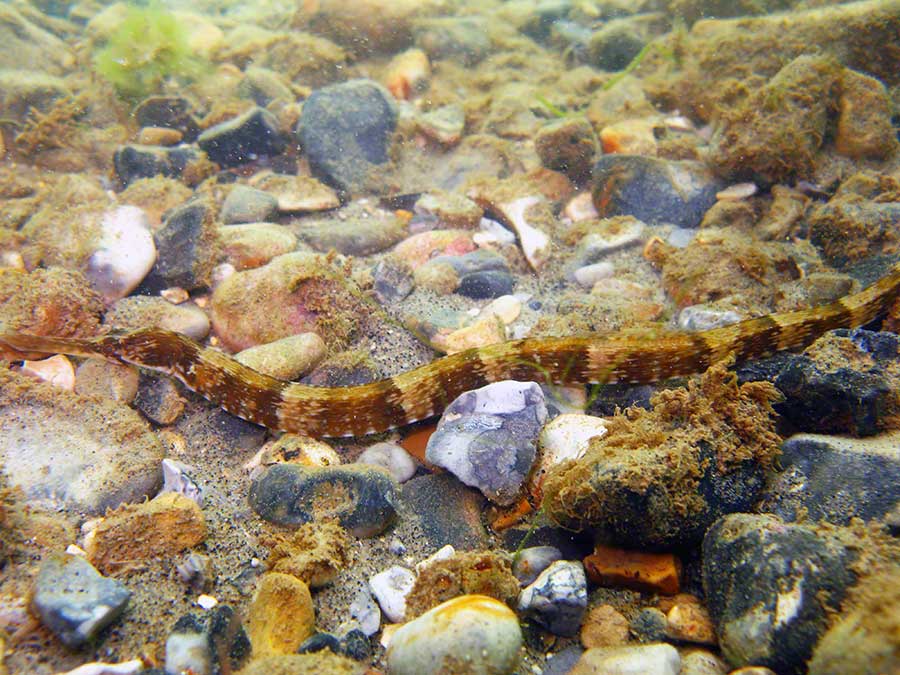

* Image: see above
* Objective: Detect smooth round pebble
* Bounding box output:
[571,643,680,675]
[105,296,210,340]
[235,333,326,380]
[219,222,299,270]
[220,185,279,224]
[369,566,416,623]
[84,206,156,303]
[356,442,417,483]
[573,261,614,288]
[457,270,515,299]
[386,595,523,675]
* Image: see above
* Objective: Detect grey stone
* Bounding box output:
[457,270,515,299]
[198,106,286,167]
[165,606,250,675]
[513,546,563,586]
[31,554,130,648]
[134,96,201,141]
[249,463,398,537]
[588,19,646,71]
[425,380,547,506]
[413,17,491,66]
[400,473,489,550]
[152,198,216,290]
[296,79,398,195]
[517,560,587,637]
[703,513,856,674]
[113,144,205,187]
[220,185,279,224]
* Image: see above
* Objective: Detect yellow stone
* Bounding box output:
[246,572,315,656]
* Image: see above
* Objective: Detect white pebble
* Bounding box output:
[56,659,145,675]
[716,182,758,200]
[20,355,75,391]
[85,206,156,303]
[356,442,417,483]
[369,565,416,623]
[574,643,681,675]
[503,195,551,271]
[415,544,456,575]
[196,594,218,609]
[573,262,615,288]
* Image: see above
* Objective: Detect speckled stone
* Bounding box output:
[249,463,398,537]
[517,560,588,637]
[31,553,131,648]
[220,185,279,225]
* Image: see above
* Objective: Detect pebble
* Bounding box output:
[679,650,729,675]
[702,513,855,674]
[350,586,382,636]
[677,305,742,331]
[105,296,210,339]
[393,229,476,268]
[356,442,417,483]
[534,117,598,183]
[373,258,414,304]
[716,182,758,200]
[219,222,298,270]
[415,544,456,575]
[536,414,607,483]
[296,79,398,194]
[518,560,587,637]
[161,458,203,505]
[384,48,430,100]
[573,217,646,265]
[573,261,614,288]
[413,16,491,66]
[369,565,416,623]
[251,174,340,213]
[133,372,185,425]
[386,595,523,675]
[74,359,139,404]
[599,117,661,156]
[498,195,552,271]
[591,156,723,228]
[245,572,315,656]
[234,333,326,380]
[84,492,207,575]
[400,473,489,550]
[580,604,630,648]
[249,463,398,537]
[834,68,899,160]
[151,197,218,291]
[0,367,165,514]
[457,270,516,299]
[255,433,341,470]
[84,206,156,303]
[512,546,562,586]
[31,553,131,648]
[55,660,145,675]
[299,208,409,256]
[630,607,668,642]
[757,430,900,526]
[133,95,201,141]
[112,144,205,187]
[137,126,182,146]
[425,380,548,505]
[220,185,279,224]
[587,19,646,71]
[197,106,286,167]
[165,606,251,675]
[571,643,680,675]
[665,600,717,645]
[19,354,75,390]
[415,104,466,146]
[583,544,681,595]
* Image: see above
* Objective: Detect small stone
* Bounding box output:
[20,354,75,390]
[339,628,371,661]
[257,433,341,470]
[161,459,203,505]
[571,643,680,675]
[666,600,717,646]
[372,258,414,304]
[84,206,156,303]
[573,262,614,288]
[587,19,645,71]
[297,632,341,656]
[113,144,205,187]
[677,305,742,331]
[356,442,417,483]
[512,546,562,586]
[835,68,899,160]
[219,222,298,270]
[400,473,490,550]
[134,96,201,141]
[137,126,183,146]
[249,463,398,537]
[246,572,315,656]
[413,16,491,66]
[133,372,185,425]
[74,359,139,404]
[297,79,398,195]
[151,197,218,291]
[457,270,515,299]
[176,552,215,594]
[238,66,293,107]
[165,606,251,675]
[583,545,681,595]
[564,192,600,222]
[599,117,661,155]
[105,296,210,339]
[518,560,587,637]
[499,195,551,271]
[679,650,729,675]
[369,565,416,623]
[350,586,382,636]
[384,48,430,100]
[631,608,669,642]
[415,104,466,147]
[393,229,476,268]
[572,217,646,266]
[197,106,286,167]
[591,156,723,228]
[716,182,758,201]
[580,604,630,649]
[261,521,353,588]
[54,659,145,675]
[425,380,548,505]
[220,185,279,224]
[252,174,340,213]
[85,492,207,575]
[234,333,326,381]
[31,553,131,648]
[196,594,218,610]
[386,595,522,675]
[535,414,607,497]
[534,117,598,183]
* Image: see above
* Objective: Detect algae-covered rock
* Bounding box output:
[541,363,781,547]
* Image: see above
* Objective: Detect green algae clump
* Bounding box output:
[93,4,204,99]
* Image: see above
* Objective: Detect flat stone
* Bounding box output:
[197,106,286,167]
[31,553,130,648]
[220,185,279,225]
[400,473,489,550]
[571,643,680,675]
[113,144,205,187]
[150,197,218,291]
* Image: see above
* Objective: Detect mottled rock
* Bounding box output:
[534,117,598,183]
[513,546,563,586]
[835,69,898,159]
[457,270,515,299]
[246,572,315,656]
[584,545,680,595]
[400,473,489,550]
[296,79,398,194]
[518,560,588,637]
[220,185,279,225]
[592,156,722,228]
[105,296,210,339]
[235,333,326,381]
[680,650,729,675]
[252,174,340,214]
[386,595,522,675]
[260,520,353,588]
[580,604,630,649]
[425,380,547,506]
[165,606,251,675]
[32,554,130,648]
[249,463,398,537]
[219,222,298,270]
[703,513,856,674]
[758,431,900,526]
[133,96,201,141]
[297,209,408,256]
[413,16,491,66]
[151,198,219,291]
[197,106,285,167]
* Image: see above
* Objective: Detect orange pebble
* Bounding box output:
[399,422,437,465]
[488,496,533,531]
[384,48,431,100]
[583,544,681,595]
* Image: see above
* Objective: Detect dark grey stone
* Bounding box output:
[373,258,414,304]
[166,605,250,675]
[429,249,509,277]
[296,79,398,195]
[113,144,204,187]
[220,185,279,224]
[400,473,489,550]
[151,199,213,290]
[198,106,286,167]
[457,270,515,299]
[591,155,724,228]
[517,560,587,637]
[702,513,856,674]
[31,553,130,648]
[297,632,341,655]
[630,607,669,642]
[133,96,201,141]
[759,432,900,526]
[588,20,646,71]
[249,463,398,537]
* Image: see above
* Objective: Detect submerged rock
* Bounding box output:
[198,106,286,167]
